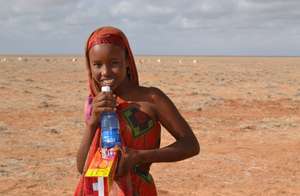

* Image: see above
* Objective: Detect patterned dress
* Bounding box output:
[74,96,161,196]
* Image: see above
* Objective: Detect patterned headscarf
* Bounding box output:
[85,26,139,97]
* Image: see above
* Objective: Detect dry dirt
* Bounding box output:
[0,55,300,196]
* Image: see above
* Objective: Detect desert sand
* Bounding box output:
[0,55,299,195]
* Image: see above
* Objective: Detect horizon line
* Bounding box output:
[0,53,300,58]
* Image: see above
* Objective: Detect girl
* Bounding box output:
[75,26,200,196]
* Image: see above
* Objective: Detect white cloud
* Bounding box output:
[111,1,133,16]
[0,0,299,55]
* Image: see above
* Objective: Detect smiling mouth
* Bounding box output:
[100,79,114,86]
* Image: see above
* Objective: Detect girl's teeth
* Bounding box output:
[102,79,113,85]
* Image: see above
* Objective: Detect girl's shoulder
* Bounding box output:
[125,86,169,122]
[133,86,167,104]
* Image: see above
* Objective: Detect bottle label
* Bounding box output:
[101,147,117,159]
[101,128,121,148]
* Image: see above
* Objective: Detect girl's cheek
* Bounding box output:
[92,67,101,76]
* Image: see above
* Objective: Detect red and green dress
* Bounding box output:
[74,96,161,196]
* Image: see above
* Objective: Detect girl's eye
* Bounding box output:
[93,63,102,68]
[111,61,120,65]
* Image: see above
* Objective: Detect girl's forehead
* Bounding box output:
[89,44,125,59]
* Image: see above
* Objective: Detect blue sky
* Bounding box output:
[1,0,300,56]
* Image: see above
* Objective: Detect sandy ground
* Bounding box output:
[0,55,300,196]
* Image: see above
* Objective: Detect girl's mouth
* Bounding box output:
[100,79,114,87]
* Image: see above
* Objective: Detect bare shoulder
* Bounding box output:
[136,86,175,114]
[149,86,165,99]
[135,86,168,104]
[128,86,172,121]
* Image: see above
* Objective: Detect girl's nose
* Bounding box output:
[101,64,111,76]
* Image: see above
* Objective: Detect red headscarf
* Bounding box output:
[85,26,139,97]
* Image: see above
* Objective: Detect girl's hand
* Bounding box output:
[89,92,116,127]
[115,147,140,178]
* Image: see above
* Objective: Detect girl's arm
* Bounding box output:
[137,87,200,164]
[116,87,200,177]
[76,122,97,174]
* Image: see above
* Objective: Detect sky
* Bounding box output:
[0,0,300,56]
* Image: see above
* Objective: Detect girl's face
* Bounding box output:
[89,44,128,92]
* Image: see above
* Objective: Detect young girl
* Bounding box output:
[75,26,200,196]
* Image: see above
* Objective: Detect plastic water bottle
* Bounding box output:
[100,86,121,158]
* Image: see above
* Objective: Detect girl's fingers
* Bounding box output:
[93,100,115,107]
[94,93,116,104]
[93,93,116,105]
[93,107,116,113]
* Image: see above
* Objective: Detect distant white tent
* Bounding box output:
[17,57,23,61]
[72,58,77,62]
[157,59,161,63]
[193,59,197,64]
